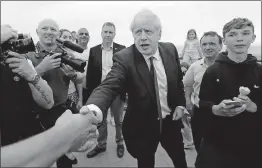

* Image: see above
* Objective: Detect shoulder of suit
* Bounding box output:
[159,42,176,48]
[91,44,102,50]
[114,42,126,49]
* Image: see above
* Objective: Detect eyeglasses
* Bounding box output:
[79,33,89,36]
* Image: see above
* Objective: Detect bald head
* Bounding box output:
[36,19,59,46]
[77,28,89,47]
[37,19,59,31]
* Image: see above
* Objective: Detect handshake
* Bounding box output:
[54,105,103,153]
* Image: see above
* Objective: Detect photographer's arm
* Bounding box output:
[35,53,62,76]
[5,52,54,109]
[61,64,84,84]
[72,72,85,84]
[28,74,54,109]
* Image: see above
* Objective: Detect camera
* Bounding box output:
[0,34,36,65]
[46,39,86,72]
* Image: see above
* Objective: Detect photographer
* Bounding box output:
[26,19,84,168]
[0,25,54,146]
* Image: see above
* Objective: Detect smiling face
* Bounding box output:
[60,30,73,42]
[201,35,222,58]
[36,19,59,46]
[132,15,161,57]
[223,26,255,54]
[77,28,89,45]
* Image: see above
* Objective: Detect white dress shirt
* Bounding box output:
[142,49,172,118]
[74,48,90,89]
[101,43,114,82]
[86,48,185,119]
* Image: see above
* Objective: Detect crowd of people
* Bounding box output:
[1,8,261,168]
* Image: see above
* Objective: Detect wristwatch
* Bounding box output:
[28,73,41,84]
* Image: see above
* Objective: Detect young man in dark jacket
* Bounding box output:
[196,18,261,168]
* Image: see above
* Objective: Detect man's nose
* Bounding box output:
[141,31,147,40]
[236,34,244,41]
[46,28,52,34]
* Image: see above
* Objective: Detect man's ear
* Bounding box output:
[251,34,256,43]
[158,29,162,40]
[36,29,39,36]
[222,37,227,46]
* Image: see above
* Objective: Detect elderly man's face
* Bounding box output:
[36,19,59,46]
[132,16,161,57]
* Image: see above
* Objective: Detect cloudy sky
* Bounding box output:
[1,1,261,50]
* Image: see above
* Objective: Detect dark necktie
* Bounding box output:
[149,56,162,133]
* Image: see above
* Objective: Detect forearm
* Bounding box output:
[184,86,193,102]
[28,77,54,109]
[76,83,83,102]
[35,65,46,77]
[1,126,71,167]
[70,72,84,84]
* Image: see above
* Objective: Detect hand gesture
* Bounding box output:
[5,51,36,81]
[173,106,184,120]
[38,53,62,73]
[60,63,76,78]
[80,105,103,123]
[1,25,18,44]
[212,99,247,117]
[233,95,257,113]
[54,110,100,152]
[185,99,193,114]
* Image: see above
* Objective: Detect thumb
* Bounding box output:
[88,115,100,125]
[79,106,91,115]
[62,109,73,117]
[172,111,177,120]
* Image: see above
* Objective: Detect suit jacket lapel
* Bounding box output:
[96,44,102,71]
[133,45,155,100]
[113,42,118,54]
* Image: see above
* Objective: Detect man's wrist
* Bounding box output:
[69,73,77,80]
[28,73,41,84]
[212,105,219,115]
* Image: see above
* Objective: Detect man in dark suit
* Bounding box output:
[82,10,187,168]
[86,22,126,158]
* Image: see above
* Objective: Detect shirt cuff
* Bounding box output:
[176,106,189,115]
[86,104,103,122]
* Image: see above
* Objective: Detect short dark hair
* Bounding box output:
[200,31,223,45]
[223,18,254,37]
[102,22,116,31]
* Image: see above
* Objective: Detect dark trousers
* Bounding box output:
[97,95,124,148]
[191,105,203,153]
[82,88,88,105]
[56,155,72,168]
[137,115,188,168]
[195,139,260,168]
